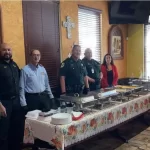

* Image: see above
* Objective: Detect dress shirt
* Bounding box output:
[19,63,54,106]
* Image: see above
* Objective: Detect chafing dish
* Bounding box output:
[114,85,143,95]
[59,85,145,112]
[59,93,97,111]
[132,78,150,91]
[59,89,120,111]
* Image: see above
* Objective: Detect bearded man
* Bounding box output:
[0,43,22,150]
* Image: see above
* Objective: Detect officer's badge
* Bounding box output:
[13,65,16,67]
[4,66,7,68]
[81,64,83,66]
[61,63,65,68]
[91,68,94,73]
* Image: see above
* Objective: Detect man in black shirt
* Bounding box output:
[0,43,22,150]
[82,48,103,91]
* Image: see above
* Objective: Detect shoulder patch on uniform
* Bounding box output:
[13,64,16,67]
[61,62,65,68]
[4,66,7,68]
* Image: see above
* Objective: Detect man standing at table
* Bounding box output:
[0,43,22,150]
[19,49,54,111]
[59,45,89,94]
[82,48,103,91]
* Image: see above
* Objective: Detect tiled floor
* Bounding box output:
[25,115,150,150]
[117,128,150,150]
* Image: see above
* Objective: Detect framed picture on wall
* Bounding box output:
[108,25,123,60]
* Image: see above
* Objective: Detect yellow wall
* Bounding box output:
[60,1,128,78]
[127,24,144,77]
[0,1,128,78]
[0,0,25,68]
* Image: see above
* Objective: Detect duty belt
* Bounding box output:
[66,85,84,94]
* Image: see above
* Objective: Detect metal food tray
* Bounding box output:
[59,94,97,104]
[114,85,144,93]
[132,79,150,91]
[115,85,143,90]
[132,78,150,83]
[89,90,119,100]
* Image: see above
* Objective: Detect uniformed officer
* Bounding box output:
[0,43,22,150]
[82,48,103,91]
[19,49,54,112]
[60,45,89,94]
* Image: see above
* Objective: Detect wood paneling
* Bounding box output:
[22,1,60,89]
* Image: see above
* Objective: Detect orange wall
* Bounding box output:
[0,0,25,68]
[127,24,144,78]
[60,1,127,78]
[0,1,127,78]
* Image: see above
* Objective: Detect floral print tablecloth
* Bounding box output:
[24,94,150,150]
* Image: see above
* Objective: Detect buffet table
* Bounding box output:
[24,93,150,150]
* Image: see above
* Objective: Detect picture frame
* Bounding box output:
[108,25,124,60]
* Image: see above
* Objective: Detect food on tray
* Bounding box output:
[115,89,128,92]
[115,85,138,89]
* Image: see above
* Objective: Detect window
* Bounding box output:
[78,6,101,62]
[144,16,150,78]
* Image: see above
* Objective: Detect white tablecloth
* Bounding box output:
[24,94,150,150]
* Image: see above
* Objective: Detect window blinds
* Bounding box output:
[144,23,150,78]
[78,6,101,62]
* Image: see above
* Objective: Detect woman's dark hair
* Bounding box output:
[102,53,114,66]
